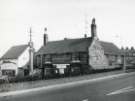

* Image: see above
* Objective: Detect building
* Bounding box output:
[36,18,122,77]
[0,45,30,77]
[0,59,2,76]
[121,47,135,68]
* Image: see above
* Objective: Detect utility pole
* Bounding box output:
[123,50,126,72]
[114,34,126,72]
[28,27,34,75]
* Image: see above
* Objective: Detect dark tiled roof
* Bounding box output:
[36,37,121,55]
[1,44,28,59]
[37,37,92,54]
[100,41,121,55]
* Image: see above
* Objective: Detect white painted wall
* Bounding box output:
[1,63,18,75]
[18,47,29,67]
[1,47,29,76]
[0,60,2,76]
[88,39,109,69]
[0,59,18,75]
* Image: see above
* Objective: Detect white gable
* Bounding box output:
[88,39,109,69]
[18,47,29,68]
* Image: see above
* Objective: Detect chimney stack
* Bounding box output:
[126,47,129,50]
[44,28,48,46]
[131,46,134,51]
[84,34,87,38]
[91,18,97,39]
[121,47,124,50]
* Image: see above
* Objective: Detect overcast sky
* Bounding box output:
[0,0,135,57]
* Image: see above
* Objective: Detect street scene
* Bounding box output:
[0,0,135,101]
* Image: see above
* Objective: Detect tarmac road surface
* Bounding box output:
[0,72,135,101]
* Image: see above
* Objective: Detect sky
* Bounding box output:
[0,0,135,57]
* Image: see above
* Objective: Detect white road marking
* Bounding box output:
[107,86,135,96]
[82,99,88,101]
[0,72,134,97]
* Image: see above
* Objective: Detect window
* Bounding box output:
[72,53,79,61]
[2,70,15,76]
[36,55,41,66]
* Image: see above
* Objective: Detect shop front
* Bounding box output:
[43,62,58,78]
[1,63,17,77]
[53,64,70,77]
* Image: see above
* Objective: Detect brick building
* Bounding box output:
[36,18,122,77]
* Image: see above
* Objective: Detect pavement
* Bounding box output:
[0,71,135,101]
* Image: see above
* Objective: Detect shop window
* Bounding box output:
[2,70,15,76]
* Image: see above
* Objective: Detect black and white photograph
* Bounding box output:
[0,0,135,101]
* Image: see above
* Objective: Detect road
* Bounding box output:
[0,72,135,101]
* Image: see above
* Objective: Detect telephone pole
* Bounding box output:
[28,27,34,75]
